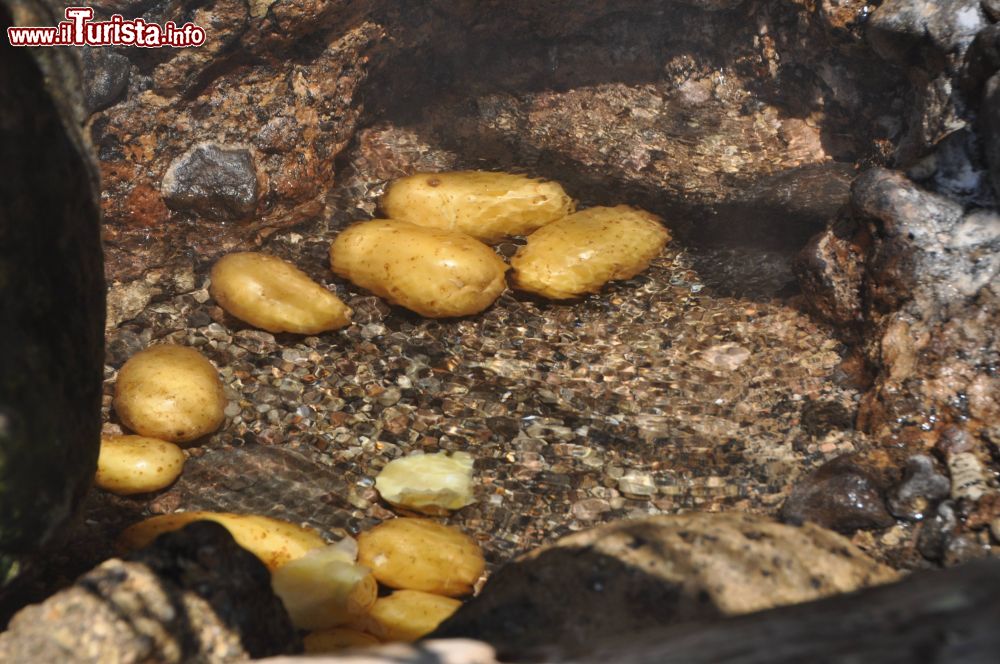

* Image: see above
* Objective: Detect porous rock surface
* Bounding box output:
[432,512,897,658]
[0,521,296,661]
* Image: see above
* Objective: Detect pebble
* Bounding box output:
[617,472,657,498]
[700,343,751,371]
[780,455,895,534]
[161,143,259,221]
[887,454,950,520]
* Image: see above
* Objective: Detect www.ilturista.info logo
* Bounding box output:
[7,7,205,47]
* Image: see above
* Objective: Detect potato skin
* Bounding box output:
[210,252,352,334]
[117,511,327,571]
[95,435,185,495]
[329,219,508,318]
[358,590,462,642]
[356,517,485,597]
[113,345,226,444]
[381,170,575,243]
[510,205,670,299]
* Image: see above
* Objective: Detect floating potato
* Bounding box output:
[118,511,326,571]
[375,452,475,515]
[210,252,352,334]
[357,518,484,597]
[272,546,378,630]
[95,435,185,496]
[329,219,508,318]
[381,170,575,243]
[113,345,226,444]
[357,589,462,643]
[304,628,380,653]
[510,205,670,299]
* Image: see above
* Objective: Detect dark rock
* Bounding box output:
[125,521,298,658]
[795,213,866,327]
[916,501,958,561]
[986,0,1000,22]
[888,455,951,520]
[81,47,130,114]
[161,143,259,221]
[0,522,296,661]
[781,455,895,533]
[981,71,1000,197]
[961,22,1000,96]
[0,0,104,580]
[433,513,896,660]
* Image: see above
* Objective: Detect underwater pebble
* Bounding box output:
[887,455,950,520]
[780,455,894,534]
[617,471,657,498]
[375,451,476,515]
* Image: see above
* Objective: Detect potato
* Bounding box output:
[210,252,352,334]
[272,546,378,630]
[510,205,670,299]
[304,628,380,653]
[113,345,226,444]
[117,511,326,570]
[95,435,185,495]
[357,590,461,642]
[329,219,508,318]
[357,518,484,597]
[381,170,575,243]
[375,451,475,515]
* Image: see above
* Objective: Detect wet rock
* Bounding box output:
[916,501,958,561]
[0,521,296,661]
[781,455,895,533]
[0,0,104,579]
[887,455,950,520]
[868,0,986,65]
[81,47,130,114]
[161,143,259,221]
[433,512,897,659]
[795,213,866,326]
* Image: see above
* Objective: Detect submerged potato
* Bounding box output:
[357,590,462,643]
[304,628,380,653]
[381,170,575,243]
[357,518,485,597]
[113,345,226,444]
[272,546,378,630]
[329,219,507,318]
[210,252,352,334]
[375,451,475,515]
[95,435,185,495]
[118,511,326,570]
[510,205,670,299]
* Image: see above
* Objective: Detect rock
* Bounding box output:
[0,0,104,580]
[161,143,259,221]
[781,455,895,533]
[81,47,130,114]
[887,455,950,520]
[432,512,897,659]
[917,501,959,561]
[795,213,866,327]
[0,521,296,661]
[868,0,986,65]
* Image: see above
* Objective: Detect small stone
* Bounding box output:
[162,143,259,221]
[378,387,402,407]
[781,455,895,534]
[699,343,751,371]
[617,472,657,498]
[888,455,950,520]
[82,47,130,114]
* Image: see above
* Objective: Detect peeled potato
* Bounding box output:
[117,512,326,570]
[381,170,575,243]
[357,590,462,642]
[329,219,508,318]
[113,345,226,444]
[357,518,484,597]
[95,435,185,495]
[304,628,380,653]
[210,252,352,334]
[510,205,670,299]
[375,452,475,515]
[272,546,378,630]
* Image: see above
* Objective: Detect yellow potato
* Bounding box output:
[329,219,508,318]
[304,628,380,653]
[272,546,378,630]
[95,435,185,495]
[381,170,575,243]
[375,452,476,515]
[113,345,226,444]
[357,518,484,597]
[510,205,670,299]
[210,252,352,334]
[357,590,461,643]
[117,511,326,570]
